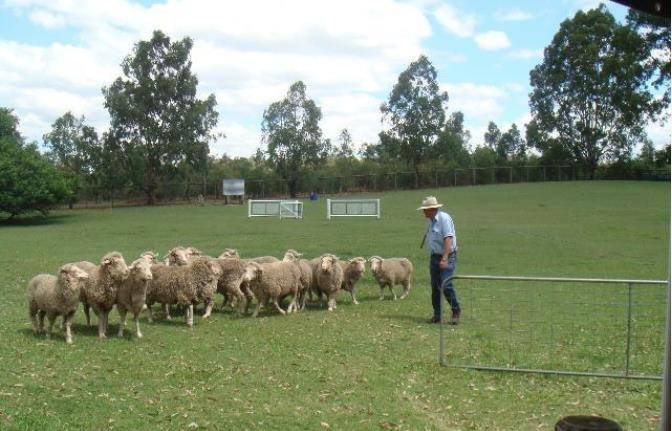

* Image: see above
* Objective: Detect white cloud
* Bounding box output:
[495,9,534,21]
[508,49,544,60]
[28,10,66,28]
[434,4,476,38]
[0,0,432,157]
[442,82,507,122]
[645,120,671,150]
[474,31,511,51]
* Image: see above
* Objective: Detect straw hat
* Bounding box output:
[417,196,443,210]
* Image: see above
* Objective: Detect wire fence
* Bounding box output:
[439,275,668,380]
[68,165,670,208]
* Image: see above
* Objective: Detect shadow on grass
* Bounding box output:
[0,213,73,227]
[379,313,430,325]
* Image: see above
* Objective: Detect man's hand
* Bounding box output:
[439,256,449,269]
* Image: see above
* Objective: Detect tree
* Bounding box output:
[638,139,655,166]
[381,55,448,187]
[529,6,653,178]
[434,111,471,167]
[261,81,328,197]
[103,30,218,204]
[43,112,99,208]
[0,108,69,219]
[499,123,525,161]
[627,8,670,116]
[336,128,354,159]
[483,122,501,152]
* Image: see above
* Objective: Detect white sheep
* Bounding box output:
[315,254,344,311]
[210,257,248,313]
[27,264,90,344]
[242,261,301,317]
[74,252,130,338]
[139,251,159,264]
[116,257,153,338]
[282,249,313,310]
[145,257,220,327]
[368,256,413,300]
[339,257,367,305]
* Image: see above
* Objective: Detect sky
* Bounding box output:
[0,0,669,157]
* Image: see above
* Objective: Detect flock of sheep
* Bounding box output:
[26,246,414,344]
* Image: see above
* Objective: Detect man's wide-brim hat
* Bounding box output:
[417,196,443,210]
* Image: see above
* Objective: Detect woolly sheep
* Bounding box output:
[368,256,413,300]
[74,252,130,338]
[145,257,220,327]
[139,251,159,264]
[116,258,153,338]
[338,257,367,305]
[27,264,90,344]
[165,246,202,266]
[209,257,248,314]
[242,261,301,317]
[282,249,313,310]
[315,254,344,311]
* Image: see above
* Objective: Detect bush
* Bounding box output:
[0,137,70,219]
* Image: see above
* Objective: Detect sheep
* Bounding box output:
[338,257,367,305]
[116,258,153,338]
[195,257,223,319]
[27,264,90,344]
[368,256,413,300]
[315,254,344,311]
[241,261,301,317]
[218,248,240,259]
[74,252,130,338]
[218,248,280,264]
[208,257,248,314]
[145,257,220,327]
[282,249,313,310]
[165,246,202,266]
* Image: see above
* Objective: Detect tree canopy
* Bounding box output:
[529,5,654,178]
[103,30,218,204]
[261,81,329,197]
[381,55,448,186]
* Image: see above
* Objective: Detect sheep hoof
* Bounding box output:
[66,338,73,344]
[379,296,384,301]
[98,334,106,339]
[166,316,172,321]
[353,300,360,305]
[137,332,143,338]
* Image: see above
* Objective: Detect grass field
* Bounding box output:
[0,181,668,430]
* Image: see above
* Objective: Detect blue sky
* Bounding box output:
[0,0,667,157]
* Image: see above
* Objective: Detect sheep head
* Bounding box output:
[139,251,158,264]
[185,247,202,261]
[218,248,240,259]
[282,249,302,262]
[167,247,189,266]
[130,258,153,282]
[242,262,262,283]
[368,256,383,273]
[58,264,89,291]
[320,254,338,272]
[102,252,130,281]
[348,257,366,274]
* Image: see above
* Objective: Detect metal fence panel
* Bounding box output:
[439,275,667,380]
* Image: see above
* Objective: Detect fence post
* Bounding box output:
[435,170,438,187]
[472,168,476,186]
[509,167,513,183]
[454,170,457,187]
[625,282,633,377]
[543,166,546,182]
[394,172,397,190]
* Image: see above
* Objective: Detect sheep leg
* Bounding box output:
[98,310,108,338]
[133,311,143,338]
[38,310,46,333]
[117,308,127,337]
[186,304,194,327]
[327,293,337,312]
[271,297,286,315]
[83,302,91,326]
[252,296,264,318]
[145,303,154,323]
[164,303,172,320]
[46,313,57,340]
[389,284,397,300]
[379,284,386,301]
[400,280,411,300]
[64,311,75,344]
[28,303,39,332]
[287,296,298,314]
[203,299,213,319]
[350,287,359,305]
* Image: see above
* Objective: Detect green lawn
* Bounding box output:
[0,181,668,430]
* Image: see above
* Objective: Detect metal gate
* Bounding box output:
[439,275,667,380]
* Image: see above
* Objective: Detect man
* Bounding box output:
[418,196,460,325]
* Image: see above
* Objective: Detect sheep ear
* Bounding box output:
[102,258,112,265]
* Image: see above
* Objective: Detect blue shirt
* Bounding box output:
[426,210,457,255]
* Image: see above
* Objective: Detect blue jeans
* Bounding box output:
[430,253,459,318]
